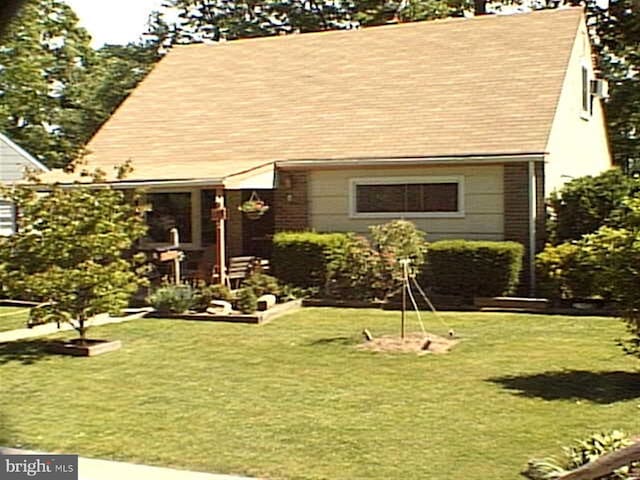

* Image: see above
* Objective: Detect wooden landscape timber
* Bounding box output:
[557,441,640,480]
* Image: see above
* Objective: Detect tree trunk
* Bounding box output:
[557,441,640,480]
[474,0,487,15]
[78,316,87,344]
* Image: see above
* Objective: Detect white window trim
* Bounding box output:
[580,59,592,120]
[349,176,465,219]
[141,188,202,250]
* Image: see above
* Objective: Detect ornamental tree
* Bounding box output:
[0,170,148,341]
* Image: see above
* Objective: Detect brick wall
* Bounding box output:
[503,162,546,295]
[274,171,309,231]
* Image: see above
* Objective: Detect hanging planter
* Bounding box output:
[239,191,270,220]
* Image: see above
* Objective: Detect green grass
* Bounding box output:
[0,307,30,332]
[0,308,638,479]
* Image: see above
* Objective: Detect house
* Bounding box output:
[42,7,611,293]
[0,133,49,236]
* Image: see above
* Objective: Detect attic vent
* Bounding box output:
[590,78,609,99]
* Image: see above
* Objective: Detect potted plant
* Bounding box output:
[239,192,270,220]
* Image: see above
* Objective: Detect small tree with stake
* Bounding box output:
[0,168,148,343]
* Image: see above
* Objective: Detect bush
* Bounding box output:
[235,287,258,314]
[325,234,388,301]
[272,232,349,288]
[191,283,234,311]
[524,430,635,480]
[280,284,317,301]
[549,168,640,243]
[536,242,601,300]
[324,221,427,301]
[423,240,523,298]
[580,220,640,355]
[241,272,281,297]
[147,284,195,314]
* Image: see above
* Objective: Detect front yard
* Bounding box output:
[0,308,638,479]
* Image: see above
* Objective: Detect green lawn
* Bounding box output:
[0,306,30,332]
[0,308,638,479]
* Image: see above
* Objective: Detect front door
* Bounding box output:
[241,189,275,258]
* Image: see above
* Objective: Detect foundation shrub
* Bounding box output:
[235,287,258,314]
[191,282,234,311]
[272,232,349,288]
[423,240,523,298]
[324,234,388,301]
[536,242,601,300]
[241,272,281,297]
[147,284,195,314]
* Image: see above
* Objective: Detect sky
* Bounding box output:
[63,0,166,47]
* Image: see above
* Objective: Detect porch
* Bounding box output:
[142,187,276,285]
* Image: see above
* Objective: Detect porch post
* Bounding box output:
[214,187,227,286]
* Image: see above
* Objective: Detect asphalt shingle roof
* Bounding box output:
[65,7,583,182]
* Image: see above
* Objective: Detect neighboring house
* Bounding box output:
[43,7,611,293]
[0,133,49,236]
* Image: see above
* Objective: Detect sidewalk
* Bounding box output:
[0,308,153,343]
[77,456,256,480]
[0,448,256,480]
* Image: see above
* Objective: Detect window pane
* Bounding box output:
[146,193,192,243]
[582,66,589,112]
[355,182,458,213]
[356,184,405,213]
[423,183,458,212]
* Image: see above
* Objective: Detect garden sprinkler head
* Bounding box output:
[448,329,455,338]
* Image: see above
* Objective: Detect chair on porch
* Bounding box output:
[225,256,270,289]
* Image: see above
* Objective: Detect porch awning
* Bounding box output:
[224,162,275,190]
[35,161,276,190]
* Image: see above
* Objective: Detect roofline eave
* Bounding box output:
[275,152,548,169]
[29,178,227,191]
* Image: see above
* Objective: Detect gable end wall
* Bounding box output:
[545,17,612,194]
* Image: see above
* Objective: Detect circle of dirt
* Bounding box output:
[356,332,459,355]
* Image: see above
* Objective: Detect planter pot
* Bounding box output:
[46,338,122,357]
[244,211,265,220]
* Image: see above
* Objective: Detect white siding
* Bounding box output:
[309,164,504,241]
[545,20,612,194]
[0,135,47,235]
[0,140,40,182]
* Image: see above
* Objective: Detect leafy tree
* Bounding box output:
[0,0,163,170]
[165,0,470,43]
[589,0,640,173]
[0,0,94,168]
[548,169,640,243]
[0,169,148,342]
[325,220,427,301]
[0,0,25,37]
[61,42,161,158]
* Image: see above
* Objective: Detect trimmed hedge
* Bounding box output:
[423,240,524,298]
[272,232,349,289]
